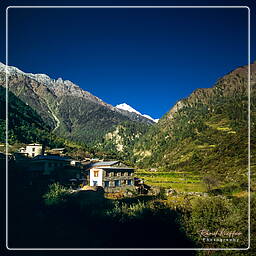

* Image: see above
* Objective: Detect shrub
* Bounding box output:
[43,183,71,206]
[181,196,249,249]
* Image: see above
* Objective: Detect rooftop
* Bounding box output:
[32,155,71,161]
[90,161,120,167]
[100,167,134,170]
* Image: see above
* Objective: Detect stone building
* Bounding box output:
[29,155,71,175]
[88,161,135,192]
[24,143,43,157]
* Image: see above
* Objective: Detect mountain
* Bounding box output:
[133,63,256,184]
[115,103,159,123]
[0,86,66,148]
[0,63,152,150]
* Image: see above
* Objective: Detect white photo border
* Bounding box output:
[5,5,251,251]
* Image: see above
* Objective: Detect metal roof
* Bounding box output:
[32,155,71,161]
[90,161,119,167]
[100,167,134,170]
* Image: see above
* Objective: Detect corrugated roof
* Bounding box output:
[91,161,119,167]
[32,155,71,161]
[100,167,134,170]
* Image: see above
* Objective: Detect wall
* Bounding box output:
[102,170,134,188]
[26,145,42,157]
[90,168,103,186]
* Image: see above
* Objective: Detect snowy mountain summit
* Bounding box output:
[116,103,159,123]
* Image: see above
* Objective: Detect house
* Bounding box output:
[29,155,71,175]
[45,148,65,155]
[88,161,135,192]
[13,152,29,160]
[24,143,43,157]
[24,155,86,188]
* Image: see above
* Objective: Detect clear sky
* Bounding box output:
[1,5,252,119]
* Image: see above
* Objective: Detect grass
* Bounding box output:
[135,170,206,192]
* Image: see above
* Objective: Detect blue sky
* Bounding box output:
[2,5,252,119]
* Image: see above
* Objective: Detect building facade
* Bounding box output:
[89,161,135,191]
[25,143,43,157]
[30,155,71,175]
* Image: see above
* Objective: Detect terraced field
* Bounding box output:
[135,170,206,192]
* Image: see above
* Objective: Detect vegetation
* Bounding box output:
[4,63,255,251]
[8,160,254,251]
[136,170,205,192]
[0,87,95,157]
[0,86,63,147]
[43,183,71,206]
[132,65,255,189]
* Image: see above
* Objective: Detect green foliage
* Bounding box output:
[181,195,250,249]
[132,66,254,186]
[98,121,150,158]
[53,95,151,150]
[105,200,147,222]
[0,87,62,146]
[203,175,220,192]
[43,183,71,206]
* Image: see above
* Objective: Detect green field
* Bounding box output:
[135,170,206,192]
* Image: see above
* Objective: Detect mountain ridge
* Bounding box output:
[0,62,154,150]
[132,62,255,184]
[116,103,159,123]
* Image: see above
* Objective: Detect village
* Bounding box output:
[1,143,152,196]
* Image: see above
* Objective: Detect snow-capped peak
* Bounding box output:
[142,114,159,123]
[115,103,159,123]
[116,103,141,115]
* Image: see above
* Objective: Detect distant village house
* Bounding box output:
[88,161,135,192]
[20,143,43,158]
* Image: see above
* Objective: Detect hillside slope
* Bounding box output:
[0,63,153,149]
[0,86,65,148]
[133,63,256,184]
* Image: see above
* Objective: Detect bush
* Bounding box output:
[43,183,71,206]
[181,196,249,249]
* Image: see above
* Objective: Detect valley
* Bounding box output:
[1,62,255,252]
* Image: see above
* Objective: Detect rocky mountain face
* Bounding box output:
[0,63,152,148]
[133,63,256,184]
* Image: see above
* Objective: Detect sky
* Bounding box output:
[1,4,252,119]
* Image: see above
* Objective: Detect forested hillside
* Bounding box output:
[133,63,256,184]
[0,62,152,150]
[0,86,66,148]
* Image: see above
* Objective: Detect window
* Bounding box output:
[32,148,35,152]
[104,181,109,187]
[105,171,110,177]
[127,180,132,185]
[32,153,35,157]
[114,172,117,176]
[121,172,124,176]
[94,171,99,177]
[93,181,98,186]
[127,172,131,176]
[114,180,120,187]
